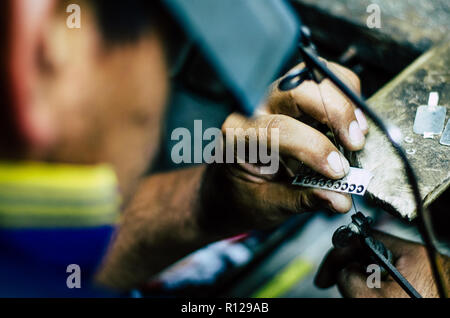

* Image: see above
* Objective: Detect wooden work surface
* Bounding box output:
[355,42,450,220]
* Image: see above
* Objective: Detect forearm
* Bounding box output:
[96,165,243,290]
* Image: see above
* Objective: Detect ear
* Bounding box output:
[8,0,56,154]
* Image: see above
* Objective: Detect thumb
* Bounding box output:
[315,243,365,288]
[315,246,359,288]
[336,263,385,298]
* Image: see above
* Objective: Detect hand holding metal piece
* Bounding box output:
[278,26,446,297]
[332,213,422,298]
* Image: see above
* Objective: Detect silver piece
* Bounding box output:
[440,120,450,146]
[292,167,373,196]
[413,92,446,136]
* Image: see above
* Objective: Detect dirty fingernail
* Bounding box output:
[349,121,365,147]
[327,151,350,176]
[354,109,368,131]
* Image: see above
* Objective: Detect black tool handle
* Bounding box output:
[364,236,422,298]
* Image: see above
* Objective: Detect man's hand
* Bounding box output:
[98,60,368,289]
[315,231,450,298]
[206,60,368,232]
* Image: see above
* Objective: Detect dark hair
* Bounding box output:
[91,0,185,70]
[90,0,165,43]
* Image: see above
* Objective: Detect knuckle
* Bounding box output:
[329,99,355,128]
[222,113,242,132]
[341,99,354,114]
[293,195,304,212]
[351,73,361,89]
[329,95,352,114]
[323,94,353,123]
[317,112,330,125]
[316,130,335,149]
[330,62,361,93]
[346,70,361,93]
[294,191,315,212]
[341,100,356,123]
[263,114,287,131]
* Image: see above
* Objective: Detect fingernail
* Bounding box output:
[326,192,352,213]
[354,109,368,131]
[349,121,364,147]
[327,151,350,176]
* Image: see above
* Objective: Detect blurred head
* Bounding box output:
[1,0,171,200]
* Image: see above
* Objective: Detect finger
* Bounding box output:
[336,263,385,298]
[315,246,361,288]
[296,79,366,151]
[311,189,352,214]
[265,61,361,116]
[271,185,352,214]
[315,231,412,289]
[339,263,411,298]
[327,62,368,135]
[223,174,321,227]
[267,63,368,151]
[223,113,350,179]
[316,247,395,297]
[243,181,351,218]
[327,62,361,96]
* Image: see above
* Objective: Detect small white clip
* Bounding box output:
[428,92,439,110]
